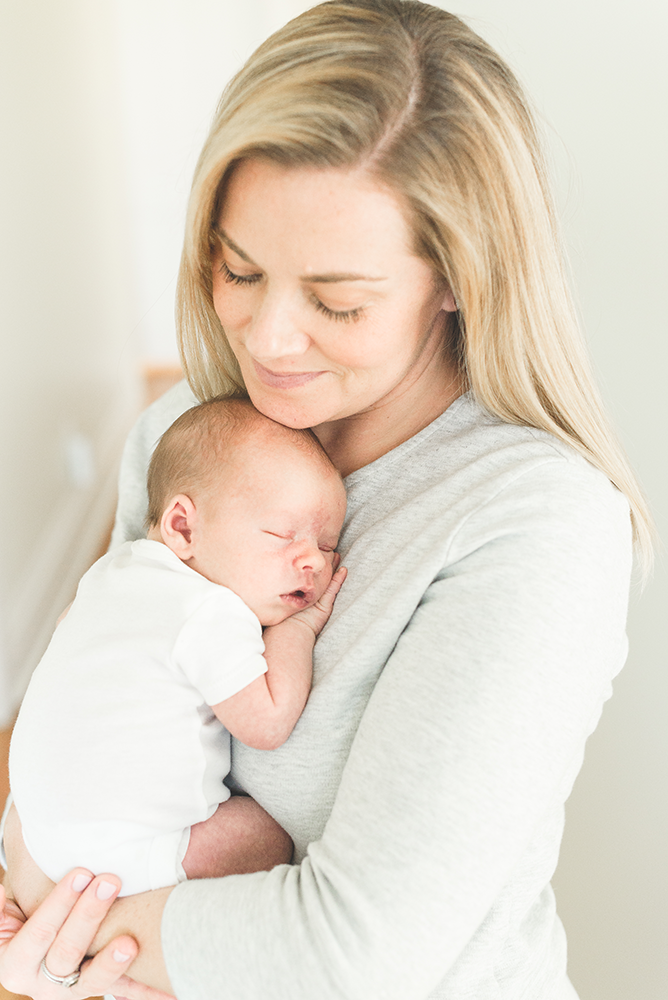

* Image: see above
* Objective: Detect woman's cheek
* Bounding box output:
[212,287,242,329]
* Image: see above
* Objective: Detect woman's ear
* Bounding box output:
[441,286,458,313]
[160,494,198,560]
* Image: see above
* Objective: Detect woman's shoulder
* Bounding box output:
[457,395,628,516]
[127,379,199,454]
[344,391,631,564]
[428,392,608,480]
[438,396,632,569]
[351,391,624,506]
[111,380,198,547]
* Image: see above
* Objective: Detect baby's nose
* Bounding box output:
[296,544,327,573]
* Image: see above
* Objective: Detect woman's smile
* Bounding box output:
[253,361,328,389]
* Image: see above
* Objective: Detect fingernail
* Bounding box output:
[72,874,93,892]
[96,880,117,900]
[113,949,131,963]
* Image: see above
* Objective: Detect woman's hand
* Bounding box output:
[1,806,175,998]
[0,870,139,999]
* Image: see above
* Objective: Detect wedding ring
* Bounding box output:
[40,957,82,988]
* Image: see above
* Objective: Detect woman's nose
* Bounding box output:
[245,292,311,360]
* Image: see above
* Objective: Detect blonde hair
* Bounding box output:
[176,0,652,571]
[145,397,335,529]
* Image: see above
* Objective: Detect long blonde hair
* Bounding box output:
[176,0,652,570]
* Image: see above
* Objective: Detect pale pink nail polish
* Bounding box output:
[72,874,92,893]
[96,880,117,900]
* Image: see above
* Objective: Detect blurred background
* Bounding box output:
[0,1,666,997]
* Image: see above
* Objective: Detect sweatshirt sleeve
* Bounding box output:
[161,457,632,1000]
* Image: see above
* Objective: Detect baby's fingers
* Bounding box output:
[319,566,347,610]
[288,566,347,637]
[0,885,25,941]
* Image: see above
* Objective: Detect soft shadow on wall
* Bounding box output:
[0,1,143,726]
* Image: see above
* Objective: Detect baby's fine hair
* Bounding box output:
[145,397,336,530]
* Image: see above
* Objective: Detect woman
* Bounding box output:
[0,1,651,997]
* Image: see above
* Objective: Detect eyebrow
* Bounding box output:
[215,227,386,283]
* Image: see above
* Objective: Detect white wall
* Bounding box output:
[0,0,142,719]
[114,0,314,362]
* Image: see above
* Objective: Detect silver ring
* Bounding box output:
[40,957,82,988]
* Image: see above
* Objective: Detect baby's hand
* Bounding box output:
[0,885,25,943]
[286,565,347,639]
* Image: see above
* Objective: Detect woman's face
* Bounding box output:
[212,158,456,430]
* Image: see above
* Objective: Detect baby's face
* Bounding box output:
[190,444,346,626]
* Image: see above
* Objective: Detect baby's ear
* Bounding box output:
[160,494,198,559]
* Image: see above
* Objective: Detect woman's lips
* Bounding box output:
[253,360,325,389]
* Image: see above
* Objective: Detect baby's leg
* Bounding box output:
[181,795,293,879]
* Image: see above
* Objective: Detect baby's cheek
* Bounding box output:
[317,562,334,599]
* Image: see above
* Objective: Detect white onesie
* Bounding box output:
[9,538,268,896]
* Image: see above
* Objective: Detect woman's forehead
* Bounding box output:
[218,158,414,264]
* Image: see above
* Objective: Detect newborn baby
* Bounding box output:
[10,398,347,895]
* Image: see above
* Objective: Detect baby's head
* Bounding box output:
[146,398,346,626]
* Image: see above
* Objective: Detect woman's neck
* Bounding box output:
[313,351,465,478]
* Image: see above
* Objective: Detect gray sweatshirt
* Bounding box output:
[111,381,632,1000]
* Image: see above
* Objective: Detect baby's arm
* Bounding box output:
[213,566,346,751]
[181,568,346,879]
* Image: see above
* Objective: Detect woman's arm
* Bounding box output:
[159,460,632,1000]
[1,456,632,1000]
[88,887,173,993]
[1,805,173,996]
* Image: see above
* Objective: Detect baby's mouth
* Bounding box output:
[281,588,315,609]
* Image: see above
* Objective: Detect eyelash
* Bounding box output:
[219,261,364,323]
[312,299,363,324]
[264,531,334,553]
[219,261,261,287]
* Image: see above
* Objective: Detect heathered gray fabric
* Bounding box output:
[112,382,631,1000]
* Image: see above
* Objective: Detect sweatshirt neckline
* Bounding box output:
[343,390,474,488]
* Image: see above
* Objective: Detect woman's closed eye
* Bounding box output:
[220,261,262,286]
[311,297,364,323]
[220,261,365,322]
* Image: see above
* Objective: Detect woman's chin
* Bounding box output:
[246,388,329,430]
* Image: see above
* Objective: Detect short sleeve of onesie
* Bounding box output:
[174,587,267,706]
